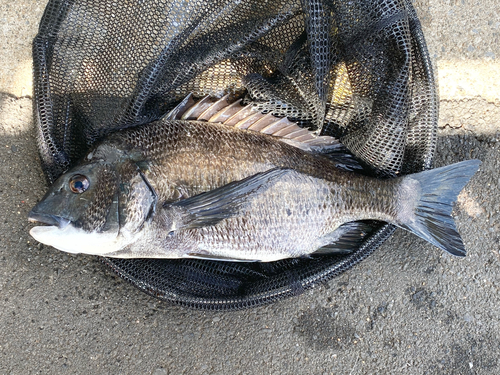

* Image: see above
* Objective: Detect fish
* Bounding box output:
[28,94,481,261]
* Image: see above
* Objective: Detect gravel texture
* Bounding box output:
[1,1,499,374]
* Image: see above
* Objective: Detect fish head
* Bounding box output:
[28,146,157,256]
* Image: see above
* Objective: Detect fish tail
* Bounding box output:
[397,159,481,256]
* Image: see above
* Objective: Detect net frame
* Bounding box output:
[32,0,437,310]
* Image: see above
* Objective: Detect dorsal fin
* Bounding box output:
[165,94,338,148]
[163,93,195,120]
[197,94,232,121]
[180,95,214,120]
[209,99,243,123]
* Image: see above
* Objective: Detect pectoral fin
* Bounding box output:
[164,168,288,230]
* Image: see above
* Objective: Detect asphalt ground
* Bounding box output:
[1,1,499,374]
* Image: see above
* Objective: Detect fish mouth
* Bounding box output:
[28,210,124,256]
[28,212,71,229]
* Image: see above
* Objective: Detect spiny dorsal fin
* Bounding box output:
[163,93,195,120]
[165,94,338,148]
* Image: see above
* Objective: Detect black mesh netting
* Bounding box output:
[33,0,437,310]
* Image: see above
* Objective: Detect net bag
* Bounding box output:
[32,0,437,310]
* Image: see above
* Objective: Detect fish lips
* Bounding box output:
[28,204,125,256]
[28,211,72,229]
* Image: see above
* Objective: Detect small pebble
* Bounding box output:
[153,369,167,375]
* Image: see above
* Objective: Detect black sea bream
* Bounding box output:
[28,94,480,261]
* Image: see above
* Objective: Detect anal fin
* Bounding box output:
[312,222,373,255]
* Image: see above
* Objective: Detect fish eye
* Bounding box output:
[69,174,89,194]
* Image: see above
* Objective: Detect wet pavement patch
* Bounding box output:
[428,336,499,375]
[294,307,356,350]
[407,286,438,310]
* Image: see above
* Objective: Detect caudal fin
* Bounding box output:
[399,159,481,256]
